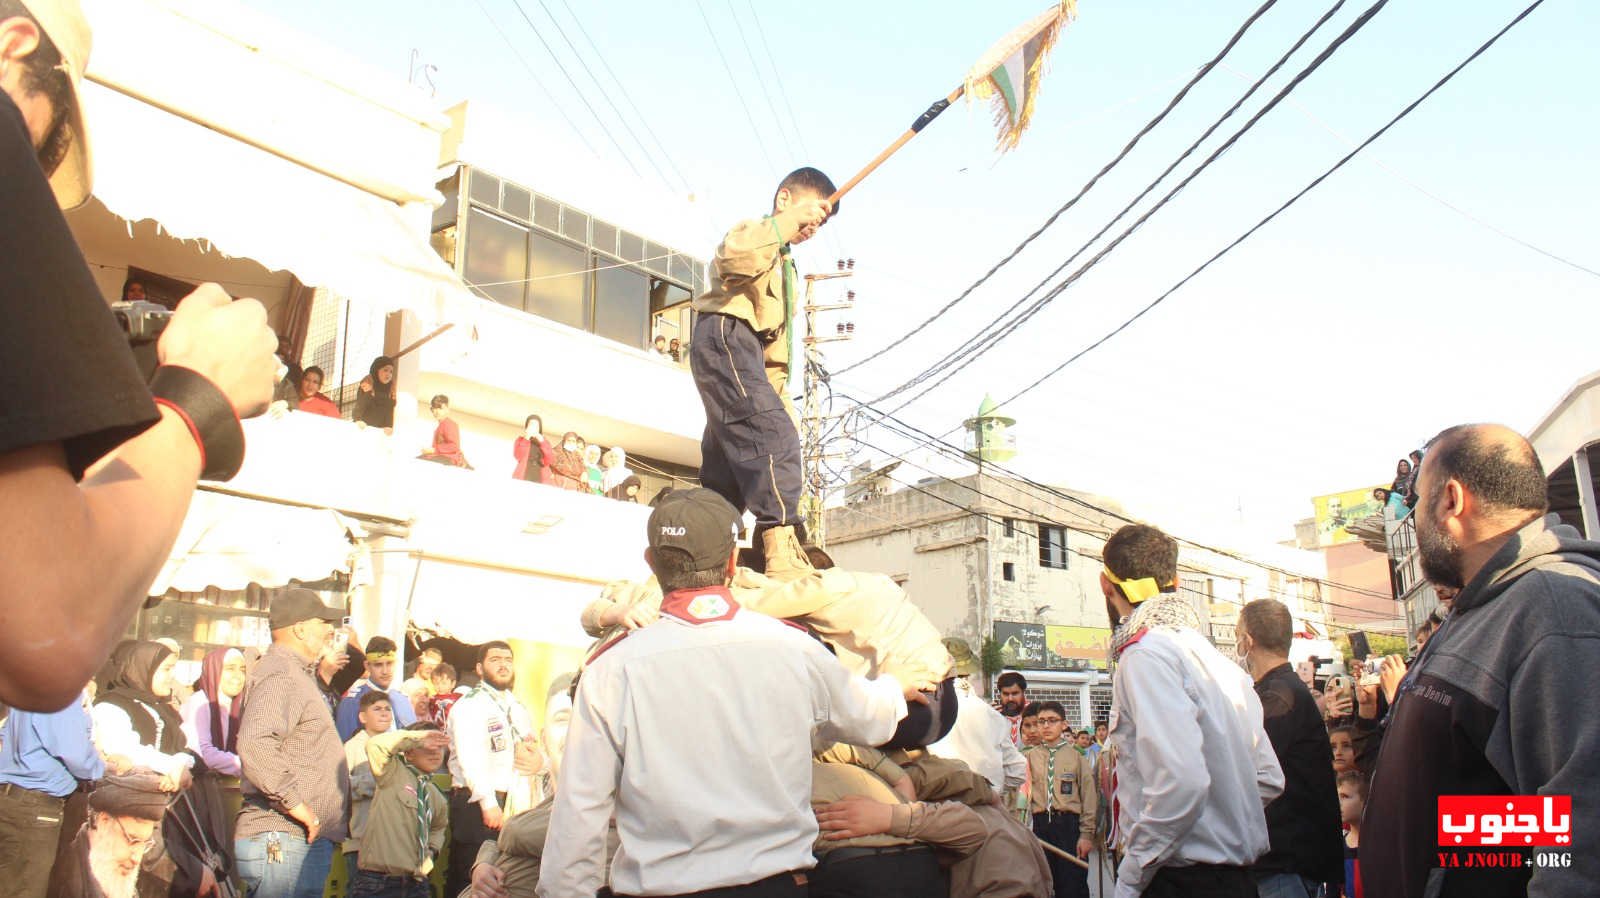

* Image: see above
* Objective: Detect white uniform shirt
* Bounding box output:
[538,589,908,898]
[1109,627,1284,898]
[446,681,534,811]
[930,690,1026,792]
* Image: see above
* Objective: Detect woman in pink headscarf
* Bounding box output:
[179,647,247,777]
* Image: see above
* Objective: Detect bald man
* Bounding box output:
[1359,424,1600,898]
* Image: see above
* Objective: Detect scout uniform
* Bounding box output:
[689,214,809,577]
[350,729,448,893]
[1026,738,1098,898]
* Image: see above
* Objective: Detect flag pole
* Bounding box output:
[827,84,965,207]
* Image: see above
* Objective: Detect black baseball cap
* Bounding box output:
[268,587,344,631]
[647,488,740,569]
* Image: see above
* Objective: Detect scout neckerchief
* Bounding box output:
[660,586,741,624]
[1040,738,1074,819]
[780,244,801,394]
[459,680,523,743]
[398,756,434,873]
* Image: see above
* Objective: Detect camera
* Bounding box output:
[111,300,173,343]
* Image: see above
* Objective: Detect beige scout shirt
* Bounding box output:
[471,796,620,898]
[940,803,1054,898]
[691,214,803,389]
[1024,741,1098,836]
[581,567,953,690]
[357,730,448,877]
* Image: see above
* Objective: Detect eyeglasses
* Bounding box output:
[110,815,158,850]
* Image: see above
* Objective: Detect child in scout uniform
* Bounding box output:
[689,166,838,581]
[1026,701,1097,898]
[350,721,450,898]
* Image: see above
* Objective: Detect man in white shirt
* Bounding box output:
[539,488,915,898]
[445,640,538,898]
[927,641,1025,797]
[1099,524,1284,898]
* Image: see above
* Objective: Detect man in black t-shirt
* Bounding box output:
[0,0,278,712]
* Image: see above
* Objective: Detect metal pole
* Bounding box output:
[1574,446,1600,540]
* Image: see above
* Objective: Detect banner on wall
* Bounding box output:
[995,622,1111,671]
[1312,484,1387,547]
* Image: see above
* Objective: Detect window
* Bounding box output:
[1002,562,1015,582]
[1003,518,1016,537]
[650,278,692,313]
[1038,525,1069,570]
[594,260,650,348]
[527,232,590,330]
[468,170,500,207]
[502,183,532,222]
[532,194,560,233]
[462,208,528,310]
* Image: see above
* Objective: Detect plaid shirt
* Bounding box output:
[237,644,351,842]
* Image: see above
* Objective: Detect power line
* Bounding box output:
[839,395,1399,603]
[832,0,1287,378]
[973,0,1551,422]
[546,0,697,195]
[471,0,600,158]
[726,0,793,163]
[504,0,646,179]
[1215,63,1600,283]
[867,0,1391,414]
[694,0,779,181]
[744,0,812,161]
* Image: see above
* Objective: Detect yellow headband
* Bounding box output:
[367,651,397,662]
[1103,567,1165,605]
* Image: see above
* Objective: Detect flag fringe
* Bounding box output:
[967,0,1077,153]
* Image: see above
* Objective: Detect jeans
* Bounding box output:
[235,832,334,898]
[1254,872,1318,898]
[347,867,432,898]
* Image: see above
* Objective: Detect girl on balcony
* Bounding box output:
[513,414,555,484]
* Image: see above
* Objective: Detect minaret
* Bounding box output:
[963,394,1018,467]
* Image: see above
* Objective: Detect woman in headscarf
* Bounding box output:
[607,474,643,503]
[600,446,634,495]
[178,648,246,778]
[583,444,605,495]
[355,355,397,433]
[92,643,227,898]
[551,432,589,491]
[513,414,555,484]
[1391,458,1412,494]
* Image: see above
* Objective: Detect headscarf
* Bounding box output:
[554,432,588,480]
[97,641,187,755]
[607,474,642,502]
[358,355,398,428]
[193,648,244,755]
[601,447,634,493]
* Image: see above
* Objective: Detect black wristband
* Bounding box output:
[149,365,246,481]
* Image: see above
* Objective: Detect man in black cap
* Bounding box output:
[540,488,913,898]
[49,769,167,898]
[235,588,350,898]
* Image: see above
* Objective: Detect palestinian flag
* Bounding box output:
[965,2,1077,152]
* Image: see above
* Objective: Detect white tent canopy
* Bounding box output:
[151,490,356,594]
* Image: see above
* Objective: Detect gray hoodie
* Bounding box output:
[1361,514,1600,898]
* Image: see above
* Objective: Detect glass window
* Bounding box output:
[1038,525,1069,570]
[462,207,528,309]
[650,278,692,312]
[593,220,619,256]
[469,170,500,207]
[502,183,532,221]
[619,231,644,262]
[645,241,669,276]
[594,260,650,348]
[561,207,589,244]
[1002,562,1015,582]
[527,232,590,329]
[533,194,560,232]
[669,252,693,287]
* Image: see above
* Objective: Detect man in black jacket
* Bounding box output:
[1361,423,1600,898]
[1236,599,1343,898]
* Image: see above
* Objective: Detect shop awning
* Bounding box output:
[150,490,358,594]
[80,80,463,322]
[403,555,606,649]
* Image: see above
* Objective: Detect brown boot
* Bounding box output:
[761,525,815,581]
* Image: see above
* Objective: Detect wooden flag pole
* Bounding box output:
[827,84,965,207]
[1037,836,1092,870]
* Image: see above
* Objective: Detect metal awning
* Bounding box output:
[80,80,463,322]
[150,490,358,594]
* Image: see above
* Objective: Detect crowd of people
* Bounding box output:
[1370,450,1424,522]
[268,356,651,503]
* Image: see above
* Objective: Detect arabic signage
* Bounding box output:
[994,622,1111,671]
[1437,795,1572,848]
[1311,484,1386,547]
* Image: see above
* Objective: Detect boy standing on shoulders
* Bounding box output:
[690,168,838,580]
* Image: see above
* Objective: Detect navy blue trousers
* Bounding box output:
[691,313,803,528]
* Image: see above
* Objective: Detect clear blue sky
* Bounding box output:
[245,0,1600,544]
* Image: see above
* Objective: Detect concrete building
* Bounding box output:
[824,470,1335,730]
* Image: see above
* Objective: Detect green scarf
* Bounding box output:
[1041,739,1073,819]
[400,757,433,870]
[781,244,800,394]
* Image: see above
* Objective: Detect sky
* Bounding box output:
[242,0,1600,547]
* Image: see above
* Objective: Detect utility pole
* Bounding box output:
[800,259,855,548]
